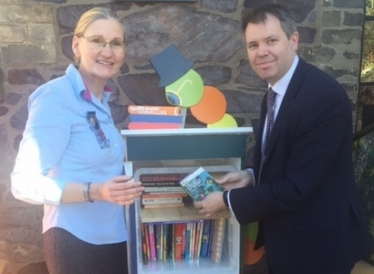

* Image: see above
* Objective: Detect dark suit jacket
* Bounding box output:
[230,58,369,273]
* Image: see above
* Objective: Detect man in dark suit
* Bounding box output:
[194,4,369,273]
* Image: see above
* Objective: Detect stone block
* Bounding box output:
[322,11,341,27]
[200,0,238,13]
[28,24,55,43]
[0,4,53,23]
[2,44,56,64]
[344,12,364,27]
[0,25,26,43]
[321,29,362,44]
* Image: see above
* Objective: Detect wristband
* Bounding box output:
[222,190,229,208]
[83,182,93,202]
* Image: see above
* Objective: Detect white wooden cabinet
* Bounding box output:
[121,128,253,274]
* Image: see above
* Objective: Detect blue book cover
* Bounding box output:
[179,167,224,201]
[200,219,212,257]
[207,218,215,257]
[128,114,183,123]
[184,223,191,259]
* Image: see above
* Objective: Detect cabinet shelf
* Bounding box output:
[140,206,231,223]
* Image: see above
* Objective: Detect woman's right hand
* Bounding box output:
[93,175,144,206]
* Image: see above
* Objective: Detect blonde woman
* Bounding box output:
[11,7,144,274]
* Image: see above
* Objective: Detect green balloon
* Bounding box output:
[165,69,204,107]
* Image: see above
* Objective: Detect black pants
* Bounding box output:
[43,227,128,274]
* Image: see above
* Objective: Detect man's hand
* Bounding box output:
[215,170,253,190]
[194,191,227,218]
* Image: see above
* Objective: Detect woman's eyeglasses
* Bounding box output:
[80,35,125,53]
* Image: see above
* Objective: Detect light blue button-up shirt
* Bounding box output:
[11,64,127,244]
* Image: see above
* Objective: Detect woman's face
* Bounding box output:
[72,19,125,81]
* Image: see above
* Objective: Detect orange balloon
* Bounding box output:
[243,238,265,265]
[190,86,226,124]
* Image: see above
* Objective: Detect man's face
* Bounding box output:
[244,14,298,85]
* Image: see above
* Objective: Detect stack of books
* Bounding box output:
[127,105,185,130]
[140,173,188,209]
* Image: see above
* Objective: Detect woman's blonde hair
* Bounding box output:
[74,7,126,42]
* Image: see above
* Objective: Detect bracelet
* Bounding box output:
[222,190,229,208]
[83,182,93,202]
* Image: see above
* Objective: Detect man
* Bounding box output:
[194,4,369,273]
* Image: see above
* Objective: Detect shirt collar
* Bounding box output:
[65,64,113,103]
[270,55,299,97]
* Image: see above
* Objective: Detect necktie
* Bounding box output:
[257,88,277,184]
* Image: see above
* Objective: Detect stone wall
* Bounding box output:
[0,0,365,272]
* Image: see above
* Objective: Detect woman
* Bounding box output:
[11,7,144,274]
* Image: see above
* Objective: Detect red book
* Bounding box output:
[128,105,181,116]
[174,223,184,260]
[128,122,182,130]
[145,224,151,261]
[148,224,157,261]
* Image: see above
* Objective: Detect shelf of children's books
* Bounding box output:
[140,206,231,223]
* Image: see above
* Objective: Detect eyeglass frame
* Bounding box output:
[79,35,125,53]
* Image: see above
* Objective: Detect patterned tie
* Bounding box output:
[257,87,277,184]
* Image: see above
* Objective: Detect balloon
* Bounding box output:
[207,113,237,128]
[165,69,204,107]
[190,86,226,124]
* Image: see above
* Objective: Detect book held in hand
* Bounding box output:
[179,167,224,201]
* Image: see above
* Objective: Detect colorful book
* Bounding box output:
[148,224,157,261]
[128,114,183,123]
[162,224,168,261]
[181,223,187,259]
[155,224,163,260]
[194,221,203,258]
[128,122,182,130]
[143,186,185,193]
[143,203,185,209]
[166,224,173,260]
[141,223,148,264]
[141,181,181,187]
[142,193,187,199]
[210,218,226,263]
[207,217,215,257]
[179,167,224,201]
[145,223,151,261]
[140,173,187,184]
[200,219,213,257]
[189,222,196,258]
[184,223,192,259]
[128,105,181,116]
[174,223,184,260]
[142,196,183,205]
